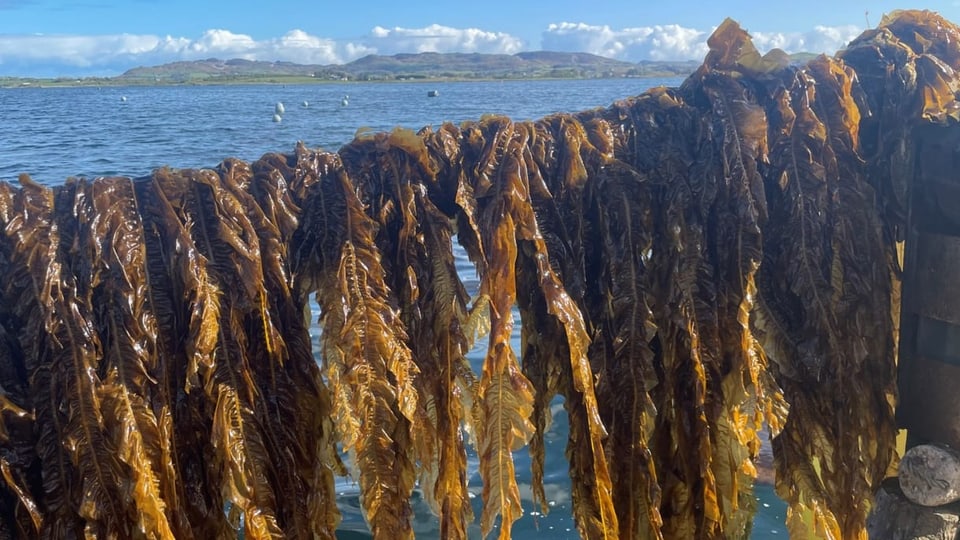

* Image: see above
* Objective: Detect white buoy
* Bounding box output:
[273,113,282,123]
[302,100,309,108]
[341,95,349,106]
[120,96,127,102]
[275,102,285,115]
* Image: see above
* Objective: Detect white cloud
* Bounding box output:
[0,28,367,76]
[193,29,255,52]
[0,21,863,77]
[364,24,524,55]
[0,33,160,67]
[542,22,862,61]
[153,29,350,65]
[144,29,347,65]
[0,24,525,76]
[750,25,863,56]
[543,22,708,61]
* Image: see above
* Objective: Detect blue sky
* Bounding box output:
[1,0,958,77]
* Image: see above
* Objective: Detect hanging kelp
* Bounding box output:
[751,50,894,540]
[756,11,959,539]
[2,8,960,540]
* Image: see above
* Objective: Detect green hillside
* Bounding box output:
[116,51,699,83]
[1,50,820,87]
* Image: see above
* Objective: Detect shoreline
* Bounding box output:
[0,72,691,89]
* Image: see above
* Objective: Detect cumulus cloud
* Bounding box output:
[543,22,708,61]
[750,25,863,56]
[365,24,524,55]
[0,20,865,77]
[0,24,524,76]
[0,33,160,74]
[542,22,862,62]
[0,28,368,76]
[149,29,352,65]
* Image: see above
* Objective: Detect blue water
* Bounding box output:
[1,79,679,183]
[0,78,787,538]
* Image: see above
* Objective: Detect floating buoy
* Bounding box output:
[302,101,309,108]
[427,90,439,97]
[273,113,282,123]
[275,102,285,115]
[120,96,128,102]
[341,95,349,106]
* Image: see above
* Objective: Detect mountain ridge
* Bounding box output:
[3,50,820,86]
[117,50,704,82]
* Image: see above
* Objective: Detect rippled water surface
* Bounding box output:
[0,78,786,538]
[3,78,683,183]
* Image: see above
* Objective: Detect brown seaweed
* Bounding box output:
[2,9,959,540]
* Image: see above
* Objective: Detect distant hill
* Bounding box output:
[13,50,819,87]
[116,51,703,83]
[119,58,325,82]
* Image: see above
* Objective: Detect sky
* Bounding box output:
[1,0,958,77]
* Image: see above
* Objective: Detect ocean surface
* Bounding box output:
[0,78,786,538]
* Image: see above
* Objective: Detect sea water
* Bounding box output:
[0,78,787,538]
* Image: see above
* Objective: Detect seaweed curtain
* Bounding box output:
[2,9,959,540]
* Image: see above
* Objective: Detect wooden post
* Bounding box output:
[869,122,960,537]
[898,122,960,450]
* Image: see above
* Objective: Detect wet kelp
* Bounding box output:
[2,9,959,540]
